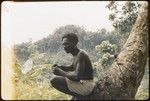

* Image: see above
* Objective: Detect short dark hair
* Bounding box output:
[62,33,79,45]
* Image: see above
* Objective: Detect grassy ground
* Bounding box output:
[13,62,70,100]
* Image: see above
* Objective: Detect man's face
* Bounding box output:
[62,38,75,53]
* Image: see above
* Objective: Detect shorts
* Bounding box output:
[65,77,95,96]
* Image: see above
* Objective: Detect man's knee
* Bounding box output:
[50,76,57,87]
[50,76,65,87]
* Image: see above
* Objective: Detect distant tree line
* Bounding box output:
[14,24,122,65]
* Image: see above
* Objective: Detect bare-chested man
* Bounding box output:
[50,33,95,99]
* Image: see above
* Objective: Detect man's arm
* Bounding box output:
[53,64,74,71]
[59,65,74,71]
[66,61,85,81]
[53,54,85,82]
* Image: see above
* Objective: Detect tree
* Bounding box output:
[75,2,148,100]
[107,1,141,34]
[93,40,118,81]
[14,42,30,63]
[106,1,142,52]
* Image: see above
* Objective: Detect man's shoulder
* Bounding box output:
[78,49,89,58]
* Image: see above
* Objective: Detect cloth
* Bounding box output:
[65,77,95,96]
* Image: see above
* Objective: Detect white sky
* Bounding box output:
[2,1,114,46]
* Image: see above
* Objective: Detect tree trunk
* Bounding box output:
[76,2,148,100]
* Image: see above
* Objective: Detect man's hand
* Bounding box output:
[52,64,58,67]
[52,64,59,71]
[52,64,67,76]
[52,64,62,69]
[52,65,64,76]
[52,67,61,75]
[52,66,67,77]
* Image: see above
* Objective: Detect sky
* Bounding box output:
[2,1,114,46]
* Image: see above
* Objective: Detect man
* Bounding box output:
[50,33,95,99]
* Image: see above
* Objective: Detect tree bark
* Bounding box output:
[76,2,148,100]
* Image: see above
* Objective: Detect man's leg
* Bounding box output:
[50,75,81,97]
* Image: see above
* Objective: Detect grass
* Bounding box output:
[13,62,70,100]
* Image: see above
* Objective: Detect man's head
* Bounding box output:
[62,33,79,53]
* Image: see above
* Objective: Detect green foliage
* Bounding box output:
[13,61,70,100]
[14,24,122,65]
[135,77,149,100]
[95,40,118,55]
[135,58,149,100]
[49,89,71,100]
[106,1,141,34]
[93,40,118,81]
[135,90,149,100]
[14,42,30,63]
[28,44,38,57]
[50,51,73,65]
